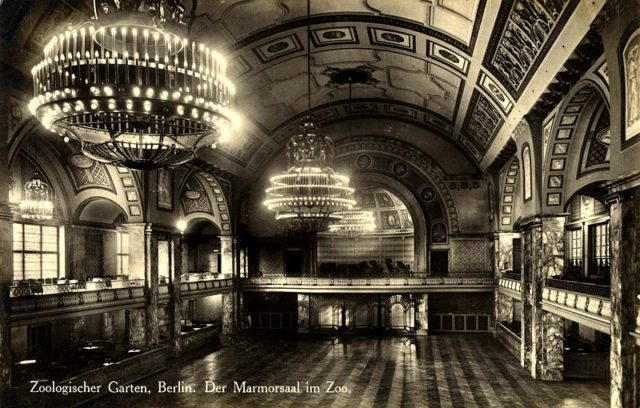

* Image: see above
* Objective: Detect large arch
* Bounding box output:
[333,136,461,234]
[542,80,611,211]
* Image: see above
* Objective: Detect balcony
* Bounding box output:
[240,273,493,294]
[497,272,522,299]
[10,275,233,325]
[541,278,611,334]
[10,284,147,326]
[180,273,234,299]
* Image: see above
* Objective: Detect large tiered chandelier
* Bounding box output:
[28,0,236,170]
[264,116,356,231]
[264,0,355,231]
[327,208,375,234]
[19,173,54,221]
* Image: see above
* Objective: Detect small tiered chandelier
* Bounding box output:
[19,173,54,221]
[327,208,375,234]
[28,0,236,170]
[264,0,355,231]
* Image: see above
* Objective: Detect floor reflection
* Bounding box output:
[88,333,609,408]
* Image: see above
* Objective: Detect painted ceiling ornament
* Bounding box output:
[28,0,238,170]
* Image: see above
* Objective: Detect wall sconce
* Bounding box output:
[176,219,187,234]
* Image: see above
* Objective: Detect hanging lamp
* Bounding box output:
[28,0,237,170]
[263,0,355,231]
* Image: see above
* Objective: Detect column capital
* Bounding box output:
[602,171,640,199]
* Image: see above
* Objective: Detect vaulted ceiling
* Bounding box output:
[1,0,608,177]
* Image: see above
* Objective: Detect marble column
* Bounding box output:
[297,294,310,334]
[518,215,565,380]
[126,223,159,346]
[0,203,11,405]
[414,294,428,336]
[127,309,146,347]
[101,312,114,341]
[221,292,234,335]
[608,189,640,408]
[169,234,183,357]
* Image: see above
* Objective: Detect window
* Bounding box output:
[13,223,59,281]
[566,228,583,277]
[522,145,532,201]
[116,231,129,276]
[589,222,610,278]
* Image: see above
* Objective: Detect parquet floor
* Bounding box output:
[90,333,609,408]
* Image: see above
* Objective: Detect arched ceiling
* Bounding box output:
[1,0,608,177]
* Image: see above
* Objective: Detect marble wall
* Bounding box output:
[128,309,146,346]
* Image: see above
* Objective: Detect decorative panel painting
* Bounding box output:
[623,27,640,142]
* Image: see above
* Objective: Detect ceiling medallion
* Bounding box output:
[28,0,237,170]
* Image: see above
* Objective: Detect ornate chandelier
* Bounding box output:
[264,116,355,231]
[19,173,54,221]
[263,0,354,231]
[28,0,236,170]
[327,208,375,234]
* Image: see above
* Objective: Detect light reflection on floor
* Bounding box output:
[87,333,609,408]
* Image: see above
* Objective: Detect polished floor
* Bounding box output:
[90,333,609,408]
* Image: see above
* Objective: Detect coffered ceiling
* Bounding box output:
[0,0,608,177]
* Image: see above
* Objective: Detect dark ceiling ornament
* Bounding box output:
[322,65,379,87]
[28,0,238,170]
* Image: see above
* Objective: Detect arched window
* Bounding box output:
[522,145,532,201]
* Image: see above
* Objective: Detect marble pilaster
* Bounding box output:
[169,234,183,357]
[495,294,514,323]
[414,294,428,336]
[101,312,114,341]
[70,227,87,280]
[70,317,87,347]
[297,294,310,334]
[221,292,234,335]
[128,309,146,347]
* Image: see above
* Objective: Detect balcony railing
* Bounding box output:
[241,274,493,293]
[546,278,611,298]
[10,286,147,324]
[10,279,146,297]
